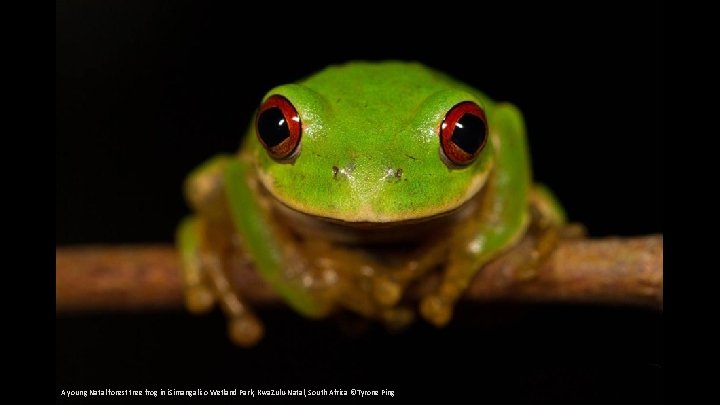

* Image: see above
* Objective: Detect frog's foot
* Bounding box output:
[178,218,217,314]
[419,294,454,327]
[560,223,587,239]
[185,285,216,314]
[510,185,570,281]
[331,265,414,330]
[372,275,403,307]
[203,255,264,347]
[511,226,559,281]
[418,262,477,327]
[371,242,449,308]
[178,217,263,347]
[228,314,264,347]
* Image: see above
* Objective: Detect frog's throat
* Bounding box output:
[258,178,488,244]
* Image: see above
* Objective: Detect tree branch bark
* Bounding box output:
[55,235,662,313]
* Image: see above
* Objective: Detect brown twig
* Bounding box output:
[55,235,662,313]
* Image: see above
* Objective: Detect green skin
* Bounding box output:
[177,61,565,346]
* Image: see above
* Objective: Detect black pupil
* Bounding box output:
[257,107,290,148]
[451,113,487,155]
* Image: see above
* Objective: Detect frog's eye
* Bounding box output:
[439,101,488,166]
[256,95,302,161]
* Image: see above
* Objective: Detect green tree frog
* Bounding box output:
[177,61,566,346]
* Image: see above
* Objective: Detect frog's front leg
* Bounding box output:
[223,156,338,321]
[190,155,405,339]
[420,103,534,326]
[178,156,263,346]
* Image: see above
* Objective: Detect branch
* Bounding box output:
[55,235,662,313]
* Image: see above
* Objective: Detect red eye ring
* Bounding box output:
[255,95,302,161]
[439,101,488,166]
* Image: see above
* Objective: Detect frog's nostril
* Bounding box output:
[382,168,403,182]
[332,165,355,180]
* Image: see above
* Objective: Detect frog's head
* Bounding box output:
[250,62,495,225]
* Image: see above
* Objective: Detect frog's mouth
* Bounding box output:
[262,185,485,244]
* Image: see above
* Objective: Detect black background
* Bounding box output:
[57,1,662,403]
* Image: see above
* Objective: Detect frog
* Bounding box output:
[176,61,566,346]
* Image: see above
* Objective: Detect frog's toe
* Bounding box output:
[228,315,264,347]
[373,276,402,307]
[419,294,453,327]
[185,285,215,314]
[560,223,586,239]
